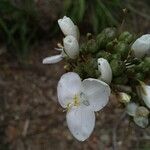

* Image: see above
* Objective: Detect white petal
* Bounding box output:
[126,102,138,116]
[141,84,150,109]
[75,25,80,41]
[98,58,112,84]
[63,35,79,59]
[134,116,149,128]
[42,55,63,64]
[82,78,111,111]
[57,72,82,108]
[58,16,78,39]
[66,106,95,141]
[131,34,150,58]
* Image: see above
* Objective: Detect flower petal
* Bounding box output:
[131,34,150,58]
[63,35,79,59]
[82,78,111,111]
[42,55,63,64]
[141,84,150,109]
[58,16,78,39]
[97,58,112,84]
[57,72,82,108]
[66,106,95,141]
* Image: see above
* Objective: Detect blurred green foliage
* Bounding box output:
[64,0,122,33]
[0,0,38,63]
[0,0,149,63]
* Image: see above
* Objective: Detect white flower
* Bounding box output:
[57,72,111,141]
[126,102,138,116]
[97,58,112,84]
[43,35,79,64]
[140,83,150,109]
[58,16,79,40]
[131,34,150,58]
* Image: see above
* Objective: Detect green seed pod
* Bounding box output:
[110,59,126,77]
[80,43,87,53]
[118,31,134,44]
[96,33,107,49]
[96,51,111,61]
[96,27,117,49]
[106,39,118,51]
[135,57,150,74]
[114,42,129,60]
[101,27,117,41]
[110,53,121,60]
[86,39,98,53]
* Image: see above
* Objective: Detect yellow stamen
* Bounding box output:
[66,95,80,112]
[73,95,80,106]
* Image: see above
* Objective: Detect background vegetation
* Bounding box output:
[0,0,150,63]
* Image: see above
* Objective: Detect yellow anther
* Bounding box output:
[66,102,72,112]
[66,95,80,112]
[73,95,80,106]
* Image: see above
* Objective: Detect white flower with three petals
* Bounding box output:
[57,72,111,141]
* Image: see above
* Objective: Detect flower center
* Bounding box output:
[66,92,90,111]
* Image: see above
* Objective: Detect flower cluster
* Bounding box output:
[43,16,150,141]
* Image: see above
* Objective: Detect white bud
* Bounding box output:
[131,34,150,58]
[140,83,150,109]
[97,58,112,84]
[126,102,138,116]
[58,16,79,39]
[63,35,79,59]
[135,106,149,117]
[118,92,131,104]
[133,106,149,128]
[134,116,149,128]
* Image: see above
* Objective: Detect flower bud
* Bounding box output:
[58,16,79,39]
[110,59,126,77]
[131,34,150,58]
[118,92,131,104]
[97,58,112,84]
[135,106,149,117]
[118,31,134,44]
[133,116,149,128]
[126,102,138,116]
[63,35,79,59]
[114,42,129,60]
[133,106,149,128]
[140,83,150,109]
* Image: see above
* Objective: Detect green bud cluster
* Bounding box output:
[81,29,135,84]
[67,28,149,87]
